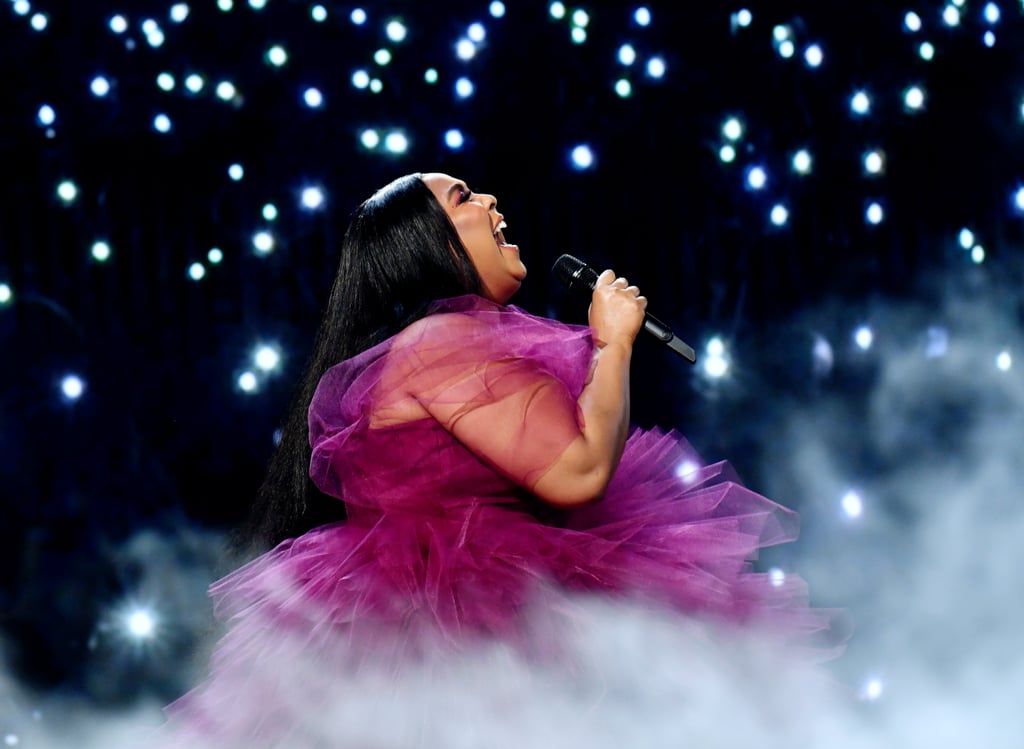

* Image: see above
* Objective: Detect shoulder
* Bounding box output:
[396,295,509,349]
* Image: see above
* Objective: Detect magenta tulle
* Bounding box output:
[159,295,845,745]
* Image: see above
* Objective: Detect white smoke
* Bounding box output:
[4,272,1023,748]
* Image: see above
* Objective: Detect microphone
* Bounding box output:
[552,254,697,364]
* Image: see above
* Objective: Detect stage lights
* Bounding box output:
[228,163,244,181]
[634,7,651,26]
[350,8,366,25]
[57,180,78,204]
[303,87,324,108]
[719,145,736,163]
[770,204,789,226]
[30,12,47,31]
[841,490,864,519]
[456,39,477,60]
[489,2,506,18]
[262,204,278,221]
[384,132,409,154]
[90,76,111,97]
[732,9,752,29]
[311,5,327,22]
[674,459,699,484]
[185,74,205,93]
[252,231,275,255]
[1014,186,1024,211]
[866,202,885,224]
[61,375,85,401]
[570,144,595,170]
[237,371,258,392]
[984,3,1001,23]
[790,149,812,174]
[851,90,871,115]
[267,45,288,67]
[614,79,632,98]
[208,248,224,264]
[722,117,743,141]
[125,608,157,639]
[863,149,885,176]
[37,104,55,126]
[386,20,407,42]
[646,56,666,78]
[905,86,929,111]
[301,186,325,210]
[904,11,922,32]
[745,166,767,190]
[919,42,935,61]
[549,2,566,20]
[249,0,268,10]
[157,73,175,91]
[170,4,190,23]
[254,344,281,372]
[925,326,948,358]
[374,49,393,66]
[0,284,11,305]
[958,228,975,248]
[468,23,486,42]
[455,77,474,98]
[444,129,465,149]
[769,568,786,588]
[360,129,380,149]
[188,262,205,280]
[618,44,637,65]
[153,114,172,133]
[996,351,1012,371]
[352,70,370,89]
[217,0,233,11]
[109,14,128,33]
[804,44,824,68]
[859,677,884,702]
[91,241,111,261]
[702,337,729,378]
[943,5,961,26]
[853,325,874,350]
[216,81,237,101]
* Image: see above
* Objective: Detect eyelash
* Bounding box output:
[458,188,472,204]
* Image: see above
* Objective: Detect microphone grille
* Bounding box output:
[551,254,599,291]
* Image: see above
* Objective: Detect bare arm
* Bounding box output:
[410,271,645,507]
[529,269,646,506]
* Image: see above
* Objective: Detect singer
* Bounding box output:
[157,172,847,747]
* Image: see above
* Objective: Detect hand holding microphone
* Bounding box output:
[552,254,697,364]
[588,269,648,350]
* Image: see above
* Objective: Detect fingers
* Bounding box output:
[598,269,634,290]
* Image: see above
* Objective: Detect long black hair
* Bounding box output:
[229,173,483,559]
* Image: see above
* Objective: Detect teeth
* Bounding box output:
[493,220,507,235]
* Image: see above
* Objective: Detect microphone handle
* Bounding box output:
[643,314,697,363]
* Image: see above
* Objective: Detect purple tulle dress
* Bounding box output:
[159,295,845,747]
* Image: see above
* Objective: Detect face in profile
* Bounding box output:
[422,172,527,304]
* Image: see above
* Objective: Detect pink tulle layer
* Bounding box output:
[160,295,846,745]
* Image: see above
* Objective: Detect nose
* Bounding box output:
[477,191,497,211]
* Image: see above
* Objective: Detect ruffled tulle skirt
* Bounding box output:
[156,427,848,747]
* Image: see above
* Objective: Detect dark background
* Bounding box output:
[2,0,1023,713]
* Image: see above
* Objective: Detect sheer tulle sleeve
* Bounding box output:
[384,301,595,489]
[308,296,596,500]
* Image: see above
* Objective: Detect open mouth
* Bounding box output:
[493,219,509,246]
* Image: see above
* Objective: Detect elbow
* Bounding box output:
[531,465,612,509]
